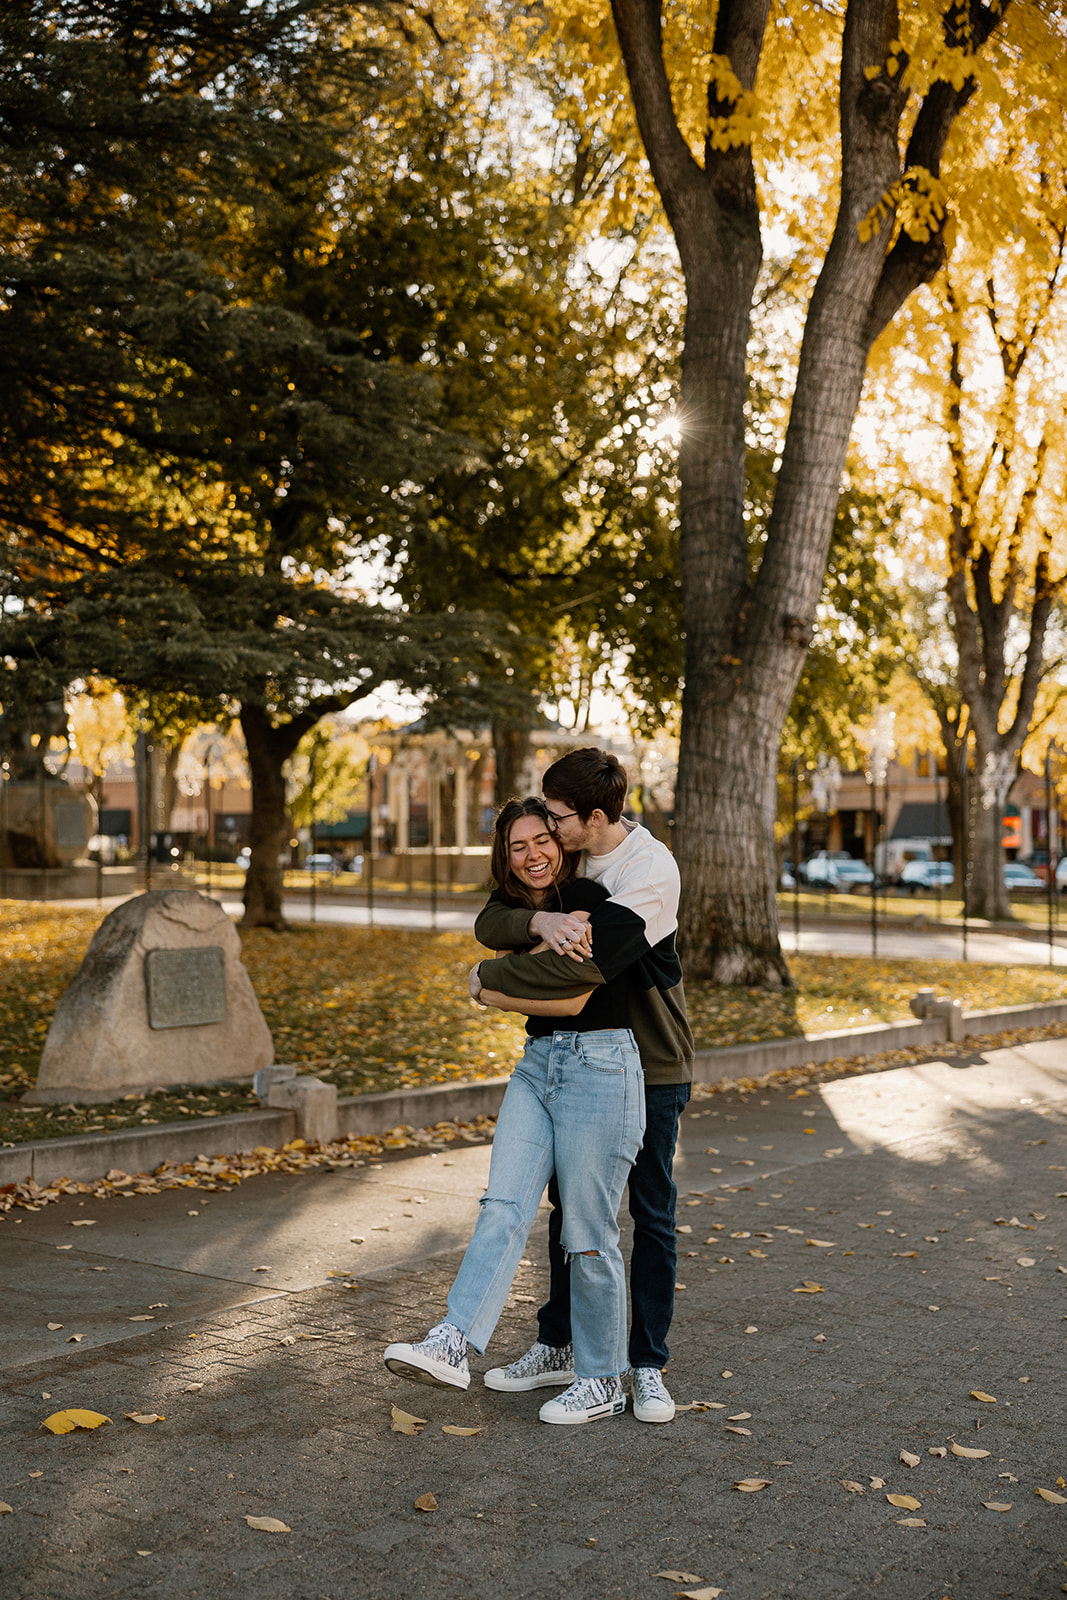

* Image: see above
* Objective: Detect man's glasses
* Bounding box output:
[546,808,579,829]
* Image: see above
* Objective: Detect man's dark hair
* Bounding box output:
[542,747,629,824]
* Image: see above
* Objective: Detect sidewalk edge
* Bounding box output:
[5,1000,1066,1187]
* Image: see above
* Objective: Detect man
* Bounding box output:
[471,747,693,1423]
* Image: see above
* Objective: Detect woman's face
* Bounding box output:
[506,812,564,896]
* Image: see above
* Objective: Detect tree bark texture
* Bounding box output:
[942,312,1059,921]
[239,702,309,930]
[611,0,1006,983]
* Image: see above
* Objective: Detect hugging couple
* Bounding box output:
[384,746,693,1426]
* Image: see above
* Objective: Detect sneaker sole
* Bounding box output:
[633,1401,675,1424]
[483,1367,576,1393]
[539,1398,627,1426]
[383,1348,470,1391]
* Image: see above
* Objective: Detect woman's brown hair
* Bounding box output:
[488,796,578,910]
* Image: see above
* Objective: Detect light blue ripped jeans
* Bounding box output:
[446,1029,645,1378]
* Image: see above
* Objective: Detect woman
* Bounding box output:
[383,797,645,1426]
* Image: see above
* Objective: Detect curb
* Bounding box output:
[5,999,1067,1189]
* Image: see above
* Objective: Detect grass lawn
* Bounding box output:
[2,900,1065,1146]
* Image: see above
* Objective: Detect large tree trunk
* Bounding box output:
[239,703,307,930]
[611,0,1004,984]
[965,741,1014,920]
[492,721,532,805]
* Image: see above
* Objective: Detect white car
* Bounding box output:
[899,860,954,892]
[804,853,874,891]
[1003,862,1043,893]
[304,852,338,874]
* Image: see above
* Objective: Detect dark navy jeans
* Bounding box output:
[536,1079,691,1370]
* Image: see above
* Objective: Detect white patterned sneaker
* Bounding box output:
[631,1366,675,1423]
[484,1341,576,1392]
[539,1374,626,1426]
[384,1320,470,1390]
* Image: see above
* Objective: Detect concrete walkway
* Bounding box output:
[1,1037,1065,1599]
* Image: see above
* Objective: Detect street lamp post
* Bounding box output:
[811,754,841,918]
[1045,742,1058,968]
[865,709,895,961]
[791,757,802,953]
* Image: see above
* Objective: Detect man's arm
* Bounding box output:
[475,898,591,961]
[476,900,648,1002]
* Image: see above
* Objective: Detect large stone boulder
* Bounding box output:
[25,890,273,1104]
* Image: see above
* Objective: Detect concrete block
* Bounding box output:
[267,1077,338,1144]
[254,1063,296,1102]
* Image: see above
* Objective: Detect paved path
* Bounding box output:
[51,889,1067,963]
[1,1038,1065,1599]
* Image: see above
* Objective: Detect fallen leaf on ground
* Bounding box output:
[840,1481,865,1494]
[128,1316,155,1323]
[66,1335,84,1344]
[951,1444,990,1459]
[1015,1257,1036,1267]
[971,1391,997,1403]
[414,1492,438,1512]
[998,1473,1019,1483]
[441,1425,481,1436]
[28,1473,42,1479]
[680,1401,726,1411]
[896,1518,926,1527]
[1036,1488,1067,1504]
[893,1251,919,1258]
[900,1451,920,1468]
[70,1220,96,1227]
[46,1323,63,1331]
[654,1574,705,1585]
[733,1479,770,1492]
[725,1426,752,1436]
[928,1447,947,1457]
[744,1325,758,1334]
[125,1413,163,1425]
[677,1588,723,1600]
[0,1503,12,1515]
[244,1515,290,1532]
[794,1281,824,1293]
[983,1502,1013,1512]
[727,1412,752,1420]
[813,1333,827,1342]
[886,1494,921,1510]
[390,1407,428,1436]
[41,1410,111,1434]
[807,1239,837,1248]
[869,1477,886,1489]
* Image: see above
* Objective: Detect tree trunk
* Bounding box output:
[492,722,532,805]
[965,741,1014,920]
[239,703,306,930]
[610,0,1004,984]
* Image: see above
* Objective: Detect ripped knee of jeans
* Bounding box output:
[562,1244,606,1263]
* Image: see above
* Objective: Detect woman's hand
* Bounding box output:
[527,909,593,960]
[468,964,486,1006]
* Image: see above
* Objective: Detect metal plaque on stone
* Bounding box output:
[144,946,227,1030]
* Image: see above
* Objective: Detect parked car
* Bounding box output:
[1003,862,1043,893]
[804,852,874,892]
[801,850,854,886]
[899,860,955,893]
[304,852,338,874]
[1055,856,1067,893]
